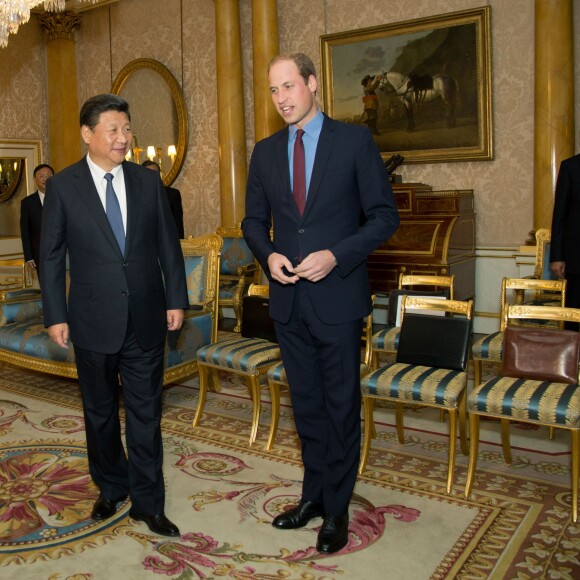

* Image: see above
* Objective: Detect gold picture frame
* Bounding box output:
[320,7,492,164]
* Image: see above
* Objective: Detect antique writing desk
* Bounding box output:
[368,183,475,300]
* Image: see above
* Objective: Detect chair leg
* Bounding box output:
[465,413,480,498]
[247,375,262,446]
[501,419,513,464]
[233,300,242,333]
[372,351,380,371]
[395,402,405,443]
[359,397,375,475]
[192,363,210,428]
[458,393,468,456]
[549,426,555,440]
[571,429,579,523]
[266,381,281,451]
[447,410,458,494]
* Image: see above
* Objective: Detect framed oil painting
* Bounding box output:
[320,7,492,164]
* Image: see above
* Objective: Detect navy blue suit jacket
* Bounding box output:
[40,158,188,353]
[242,114,399,324]
[551,154,580,276]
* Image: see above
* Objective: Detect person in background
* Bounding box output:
[550,152,580,330]
[142,159,185,238]
[20,163,54,286]
[40,93,188,537]
[242,53,399,554]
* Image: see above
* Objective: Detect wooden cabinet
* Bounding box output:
[368,183,476,300]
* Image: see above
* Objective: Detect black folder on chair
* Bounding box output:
[396,313,471,371]
[241,295,277,343]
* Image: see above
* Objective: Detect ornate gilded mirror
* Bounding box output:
[0,158,24,203]
[111,58,188,186]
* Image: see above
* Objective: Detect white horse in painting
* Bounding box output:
[380,71,458,132]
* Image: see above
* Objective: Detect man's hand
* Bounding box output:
[551,261,566,279]
[48,323,69,349]
[267,252,299,284]
[25,260,37,272]
[293,250,337,283]
[167,309,185,331]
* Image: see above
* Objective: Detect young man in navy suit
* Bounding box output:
[242,53,399,554]
[20,163,54,285]
[40,94,188,536]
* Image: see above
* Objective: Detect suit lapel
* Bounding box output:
[274,127,301,217]
[123,161,141,257]
[304,115,334,218]
[74,159,123,256]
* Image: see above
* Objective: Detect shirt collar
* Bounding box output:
[86,153,123,181]
[290,109,324,140]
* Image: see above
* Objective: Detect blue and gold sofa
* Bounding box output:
[0,234,222,385]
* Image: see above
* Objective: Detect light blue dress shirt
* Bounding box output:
[288,110,324,198]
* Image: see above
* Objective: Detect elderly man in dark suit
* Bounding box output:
[551,153,580,330]
[40,94,188,536]
[242,53,399,554]
[20,163,54,285]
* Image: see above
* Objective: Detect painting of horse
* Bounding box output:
[380,71,458,132]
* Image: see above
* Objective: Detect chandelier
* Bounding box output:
[0,1,98,48]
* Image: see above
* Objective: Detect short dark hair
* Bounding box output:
[33,163,54,176]
[268,52,317,85]
[79,93,131,130]
[142,160,160,171]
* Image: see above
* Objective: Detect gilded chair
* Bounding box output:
[466,304,580,522]
[360,296,474,493]
[371,274,454,369]
[216,226,261,332]
[193,283,280,445]
[471,277,566,387]
[265,297,375,451]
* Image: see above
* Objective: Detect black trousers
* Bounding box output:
[74,317,166,514]
[274,283,363,516]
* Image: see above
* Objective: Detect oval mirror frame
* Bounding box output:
[111,58,188,187]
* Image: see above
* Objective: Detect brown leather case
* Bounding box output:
[502,326,580,384]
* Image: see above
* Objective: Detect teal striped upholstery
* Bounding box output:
[468,376,580,428]
[268,360,370,384]
[0,298,43,326]
[361,362,466,407]
[472,331,503,362]
[371,326,400,353]
[198,337,280,373]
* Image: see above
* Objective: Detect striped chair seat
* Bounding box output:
[197,337,280,373]
[267,360,370,384]
[472,331,503,362]
[371,326,400,353]
[361,362,466,408]
[468,376,580,428]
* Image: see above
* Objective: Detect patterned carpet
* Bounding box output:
[0,357,579,579]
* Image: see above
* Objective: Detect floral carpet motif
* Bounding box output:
[0,360,579,578]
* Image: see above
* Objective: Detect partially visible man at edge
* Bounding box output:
[20,163,55,287]
[242,53,399,554]
[40,93,188,536]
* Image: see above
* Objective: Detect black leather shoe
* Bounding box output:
[272,500,325,529]
[129,509,180,537]
[91,495,127,520]
[316,514,349,554]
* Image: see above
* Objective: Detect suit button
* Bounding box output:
[298,229,304,234]
[121,291,128,296]
[123,262,128,267]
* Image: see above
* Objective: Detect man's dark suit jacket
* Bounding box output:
[242,114,399,324]
[20,191,43,266]
[551,153,580,276]
[40,158,188,354]
[165,185,184,238]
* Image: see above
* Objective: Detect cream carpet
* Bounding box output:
[0,359,578,579]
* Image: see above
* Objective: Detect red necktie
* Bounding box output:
[293,129,306,216]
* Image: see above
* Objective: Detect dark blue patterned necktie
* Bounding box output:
[104,173,125,254]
